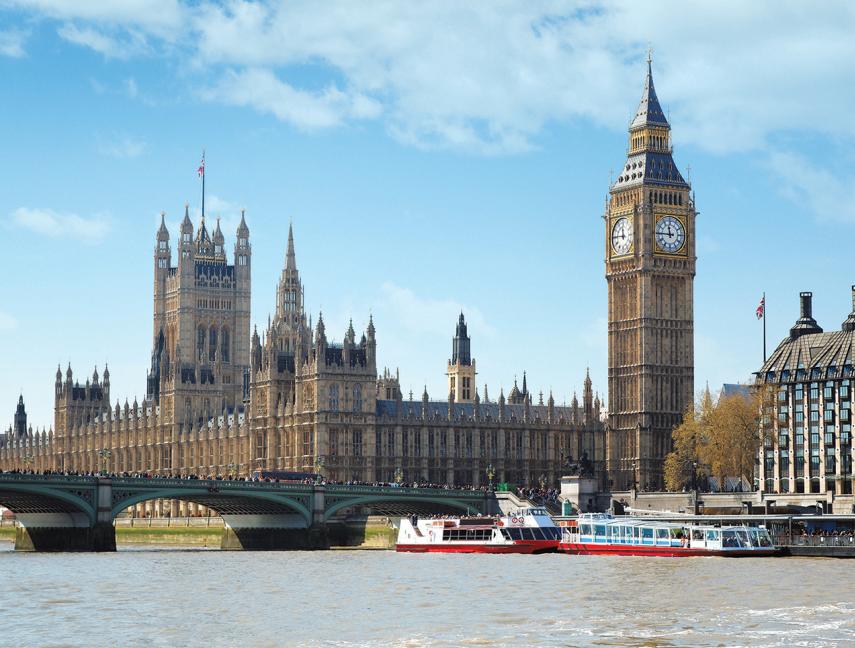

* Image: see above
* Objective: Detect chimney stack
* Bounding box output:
[790,291,823,340]
[843,285,855,333]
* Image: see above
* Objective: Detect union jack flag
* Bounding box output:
[197,152,205,178]
[756,296,765,320]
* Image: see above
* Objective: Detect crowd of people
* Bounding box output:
[516,486,560,507]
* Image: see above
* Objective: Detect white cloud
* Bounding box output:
[377,282,494,339]
[6,0,184,35]
[766,150,855,223]
[8,1,855,154]
[0,311,17,331]
[205,68,382,130]
[124,77,138,98]
[0,29,27,57]
[97,132,147,158]
[10,207,111,244]
[57,23,151,59]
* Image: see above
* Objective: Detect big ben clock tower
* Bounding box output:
[605,53,696,491]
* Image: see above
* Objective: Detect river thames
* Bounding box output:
[1,545,852,647]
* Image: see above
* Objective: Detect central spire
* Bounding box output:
[286,222,296,270]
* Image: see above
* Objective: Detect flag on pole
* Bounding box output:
[756,295,765,319]
[197,152,205,178]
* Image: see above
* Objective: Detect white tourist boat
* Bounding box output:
[558,513,779,557]
[396,507,561,554]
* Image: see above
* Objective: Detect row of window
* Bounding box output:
[328,385,363,412]
[197,325,231,363]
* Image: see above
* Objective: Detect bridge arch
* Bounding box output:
[0,481,97,524]
[110,488,313,525]
[323,494,484,521]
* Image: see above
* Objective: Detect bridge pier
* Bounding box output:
[220,514,328,550]
[13,478,117,552]
[14,515,116,552]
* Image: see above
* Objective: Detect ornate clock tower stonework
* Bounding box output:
[605,56,696,491]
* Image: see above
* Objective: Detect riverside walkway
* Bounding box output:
[0,472,489,551]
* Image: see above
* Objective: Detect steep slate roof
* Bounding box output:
[630,57,669,129]
[758,330,855,384]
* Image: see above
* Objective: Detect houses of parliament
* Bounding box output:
[2,57,695,493]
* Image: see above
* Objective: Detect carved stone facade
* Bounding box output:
[2,218,605,488]
[605,56,696,491]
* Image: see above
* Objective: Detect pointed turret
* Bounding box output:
[157,211,169,242]
[367,314,376,340]
[212,217,225,257]
[237,209,249,239]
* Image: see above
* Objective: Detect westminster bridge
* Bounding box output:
[0,473,490,551]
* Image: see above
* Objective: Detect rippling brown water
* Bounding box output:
[1,543,852,647]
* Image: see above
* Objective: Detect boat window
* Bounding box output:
[692,529,705,541]
[722,530,741,548]
[656,528,670,539]
[521,528,535,541]
[705,530,720,542]
[501,529,511,540]
[579,524,592,536]
[641,528,654,542]
[757,529,773,547]
[508,528,523,541]
[594,525,607,537]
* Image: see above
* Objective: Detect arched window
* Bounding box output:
[352,385,362,412]
[209,327,217,362]
[221,328,230,363]
[329,385,339,410]
[197,326,205,361]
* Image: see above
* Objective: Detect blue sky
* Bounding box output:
[2,1,855,428]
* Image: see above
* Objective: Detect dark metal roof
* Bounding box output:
[757,330,854,384]
[611,151,688,190]
[630,61,669,130]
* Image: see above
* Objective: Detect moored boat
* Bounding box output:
[558,513,779,557]
[396,507,561,554]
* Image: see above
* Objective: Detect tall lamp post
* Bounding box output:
[394,466,403,486]
[97,449,111,476]
[486,463,495,491]
[226,462,237,480]
[539,473,547,490]
[315,456,325,484]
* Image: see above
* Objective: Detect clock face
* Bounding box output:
[611,217,633,256]
[655,216,686,253]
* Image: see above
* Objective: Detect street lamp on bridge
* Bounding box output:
[486,463,495,491]
[226,462,237,480]
[394,466,403,485]
[315,456,325,483]
[97,449,111,476]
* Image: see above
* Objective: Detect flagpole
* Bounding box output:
[201,149,205,219]
[763,291,767,363]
